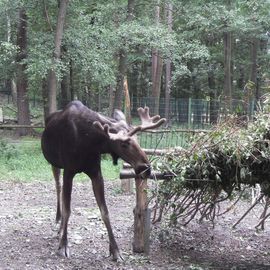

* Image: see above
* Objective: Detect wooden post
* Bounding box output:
[121,162,133,193]
[121,178,133,193]
[133,176,150,254]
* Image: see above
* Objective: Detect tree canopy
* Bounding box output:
[0,0,270,119]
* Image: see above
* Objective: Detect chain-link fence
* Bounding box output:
[131,97,255,129]
[1,90,256,132]
[138,129,206,149]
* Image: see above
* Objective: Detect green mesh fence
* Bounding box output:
[132,97,255,130]
[138,129,207,149]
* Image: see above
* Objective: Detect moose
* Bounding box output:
[41,100,165,261]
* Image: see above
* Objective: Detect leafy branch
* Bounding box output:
[151,101,270,227]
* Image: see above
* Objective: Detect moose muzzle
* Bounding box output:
[135,163,151,179]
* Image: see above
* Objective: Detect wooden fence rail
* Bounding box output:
[0,125,44,129]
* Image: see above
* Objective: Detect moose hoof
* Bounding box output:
[51,222,60,233]
[110,249,123,262]
[58,246,70,258]
[55,213,61,224]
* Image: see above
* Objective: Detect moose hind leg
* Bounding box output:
[58,170,74,258]
[90,175,121,261]
[52,166,61,223]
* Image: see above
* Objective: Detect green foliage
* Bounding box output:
[27,33,54,81]
[0,139,18,160]
[0,41,17,80]
[157,110,270,193]
[1,0,270,111]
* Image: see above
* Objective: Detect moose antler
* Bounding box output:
[93,121,128,140]
[128,106,166,136]
[94,107,166,139]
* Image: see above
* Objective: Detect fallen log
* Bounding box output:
[120,169,173,180]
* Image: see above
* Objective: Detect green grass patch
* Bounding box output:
[0,138,121,182]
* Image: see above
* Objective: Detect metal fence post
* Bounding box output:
[188,97,192,129]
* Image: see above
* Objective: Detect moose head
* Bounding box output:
[93,106,165,178]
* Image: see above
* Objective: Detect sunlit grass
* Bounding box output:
[0,138,121,182]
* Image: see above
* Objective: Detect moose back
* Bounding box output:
[41,100,165,261]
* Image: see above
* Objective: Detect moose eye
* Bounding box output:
[121,139,130,148]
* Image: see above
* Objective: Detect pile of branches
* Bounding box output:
[151,106,270,228]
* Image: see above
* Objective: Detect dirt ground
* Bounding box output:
[1,179,270,270]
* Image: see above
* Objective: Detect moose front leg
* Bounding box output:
[89,172,121,261]
[58,169,75,258]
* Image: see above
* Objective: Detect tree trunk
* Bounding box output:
[124,77,131,124]
[208,66,218,124]
[152,54,163,116]
[114,49,126,110]
[250,37,259,100]
[60,73,69,108]
[127,0,135,21]
[42,78,49,119]
[69,58,74,100]
[152,49,158,96]
[6,11,17,105]
[223,31,232,111]
[47,0,69,115]
[16,8,31,136]
[129,64,139,107]
[140,61,148,97]
[11,80,17,105]
[113,0,135,112]
[109,85,115,116]
[165,2,172,123]
[152,1,163,116]
[60,45,69,108]
[237,65,245,90]
[191,70,201,124]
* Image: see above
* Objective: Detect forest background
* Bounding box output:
[0,0,270,134]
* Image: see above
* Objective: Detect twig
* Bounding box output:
[182,199,202,226]
[255,212,270,230]
[255,196,270,230]
[174,189,204,215]
[232,194,264,229]
[217,188,246,216]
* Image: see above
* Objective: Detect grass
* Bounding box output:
[0,131,195,183]
[0,138,121,182]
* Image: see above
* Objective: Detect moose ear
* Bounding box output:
[113,109,126,122]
